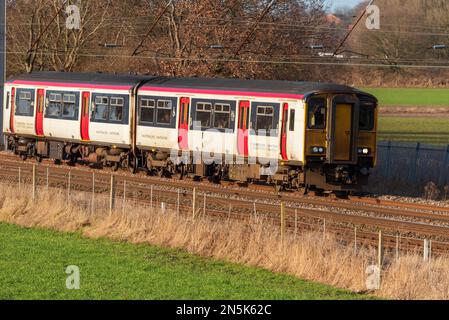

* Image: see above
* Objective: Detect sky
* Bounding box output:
[328,0,364,11]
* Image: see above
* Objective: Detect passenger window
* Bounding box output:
[308,98,327,129]
[140,99,155,124]
[289,109,295,131]
[213,103,231,129]
[16,91,33,116]
[196,102,212,129]
[47,93,62,117]
[156,100,172,125]
[255,106,274,134]
[109,97,124,122]
[359,101,375,131]
[62,94,76,118]
[94,96,109,121]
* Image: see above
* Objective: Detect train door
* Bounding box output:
[9,87,15,134]
[81,92,90,141]
[35,89,45,136]
[330,96,357,163]
[280,103,289,160]
[286,104,302,161]
[237,101,249,157]
[178,97,190,150]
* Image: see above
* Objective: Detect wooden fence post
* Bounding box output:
[91,172,95,214]
[378,230,383,271]
[203,193,206,217]
[109,175,116,215]
[32,164,37,201]
[354,227,357,254]
[192,188,196,220]
[280,203,286,242]
[46,167,49,191]
[150,185,153,209]
[396,233,400,261]
[323,218,326,241]
[18,167,21,191]
[122,180,127,214]
[294,209,298,239]
[424,239,430,262]
[177,188,180,216]
[67,170,71,201]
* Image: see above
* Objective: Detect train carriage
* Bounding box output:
[3,72,378,192]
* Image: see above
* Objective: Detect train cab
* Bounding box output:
[304,92,378,191]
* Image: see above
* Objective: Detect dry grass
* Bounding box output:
[0,182,448,300]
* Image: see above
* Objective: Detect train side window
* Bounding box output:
[156,100,172,125]
[307,98,327,129]
[109,97,124,122]
[213,103,231,129]
[195,102,212,129]
[47,93,63,117]
[359,101,375,131]
[289,109,295,131]
[255,106,274,134]
[140,98,155,124]
[16,90,34,116]
[94,96,109,121]
[62,94,76,118]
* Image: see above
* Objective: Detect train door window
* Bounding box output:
[94,96,109,121]
[156,100,172,125]
[140,98,155,124]
[195,102,212,129]
[62,94,76,118]
[109,97,124,122]
[47,93,63,117]
[213,103,231,129]
[307,98,327,129]
[289,109,296,131]
[359,100,375,131]
[16,90,34,116]
[255,106,274,134]
[6,92,10,110]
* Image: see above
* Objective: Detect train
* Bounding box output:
[3,72,378,192]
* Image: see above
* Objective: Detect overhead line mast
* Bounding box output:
[332,0,375,57]
[233,0,276,58]
[132,0,173,57]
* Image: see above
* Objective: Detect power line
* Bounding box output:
[7,50,449,70]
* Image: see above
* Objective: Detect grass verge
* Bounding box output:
[0,183,448,300]
[0,223,365,300]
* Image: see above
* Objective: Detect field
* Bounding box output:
[362,88,449,107]
[378,116,449,145]
[0,223,366,300]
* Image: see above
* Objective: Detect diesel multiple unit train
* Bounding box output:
[3,72,378,192]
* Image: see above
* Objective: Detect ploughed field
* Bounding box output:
[0,223,369,300]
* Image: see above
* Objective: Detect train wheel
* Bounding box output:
[275,183,283,192]
[112,162,119,172]
[128,156,137,174]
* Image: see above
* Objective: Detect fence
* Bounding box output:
[368,141,449,197]
[4,163,449,290]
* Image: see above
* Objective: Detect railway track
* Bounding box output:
[0,152,448,254]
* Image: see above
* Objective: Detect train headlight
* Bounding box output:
[311,147,326,154]
[358,148,371,155]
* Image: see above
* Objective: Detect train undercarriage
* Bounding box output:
[7,136,370,193]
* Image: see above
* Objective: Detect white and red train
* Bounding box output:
[3,72,378,191]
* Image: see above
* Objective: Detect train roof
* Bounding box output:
[7,71,376,100]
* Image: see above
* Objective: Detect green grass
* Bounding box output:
[378,116,449,145]
[362,88,449,107]
[0,223,370,300]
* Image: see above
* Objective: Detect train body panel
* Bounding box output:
[2,72,378,192]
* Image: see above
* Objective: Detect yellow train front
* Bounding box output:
[300,92,378,192]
